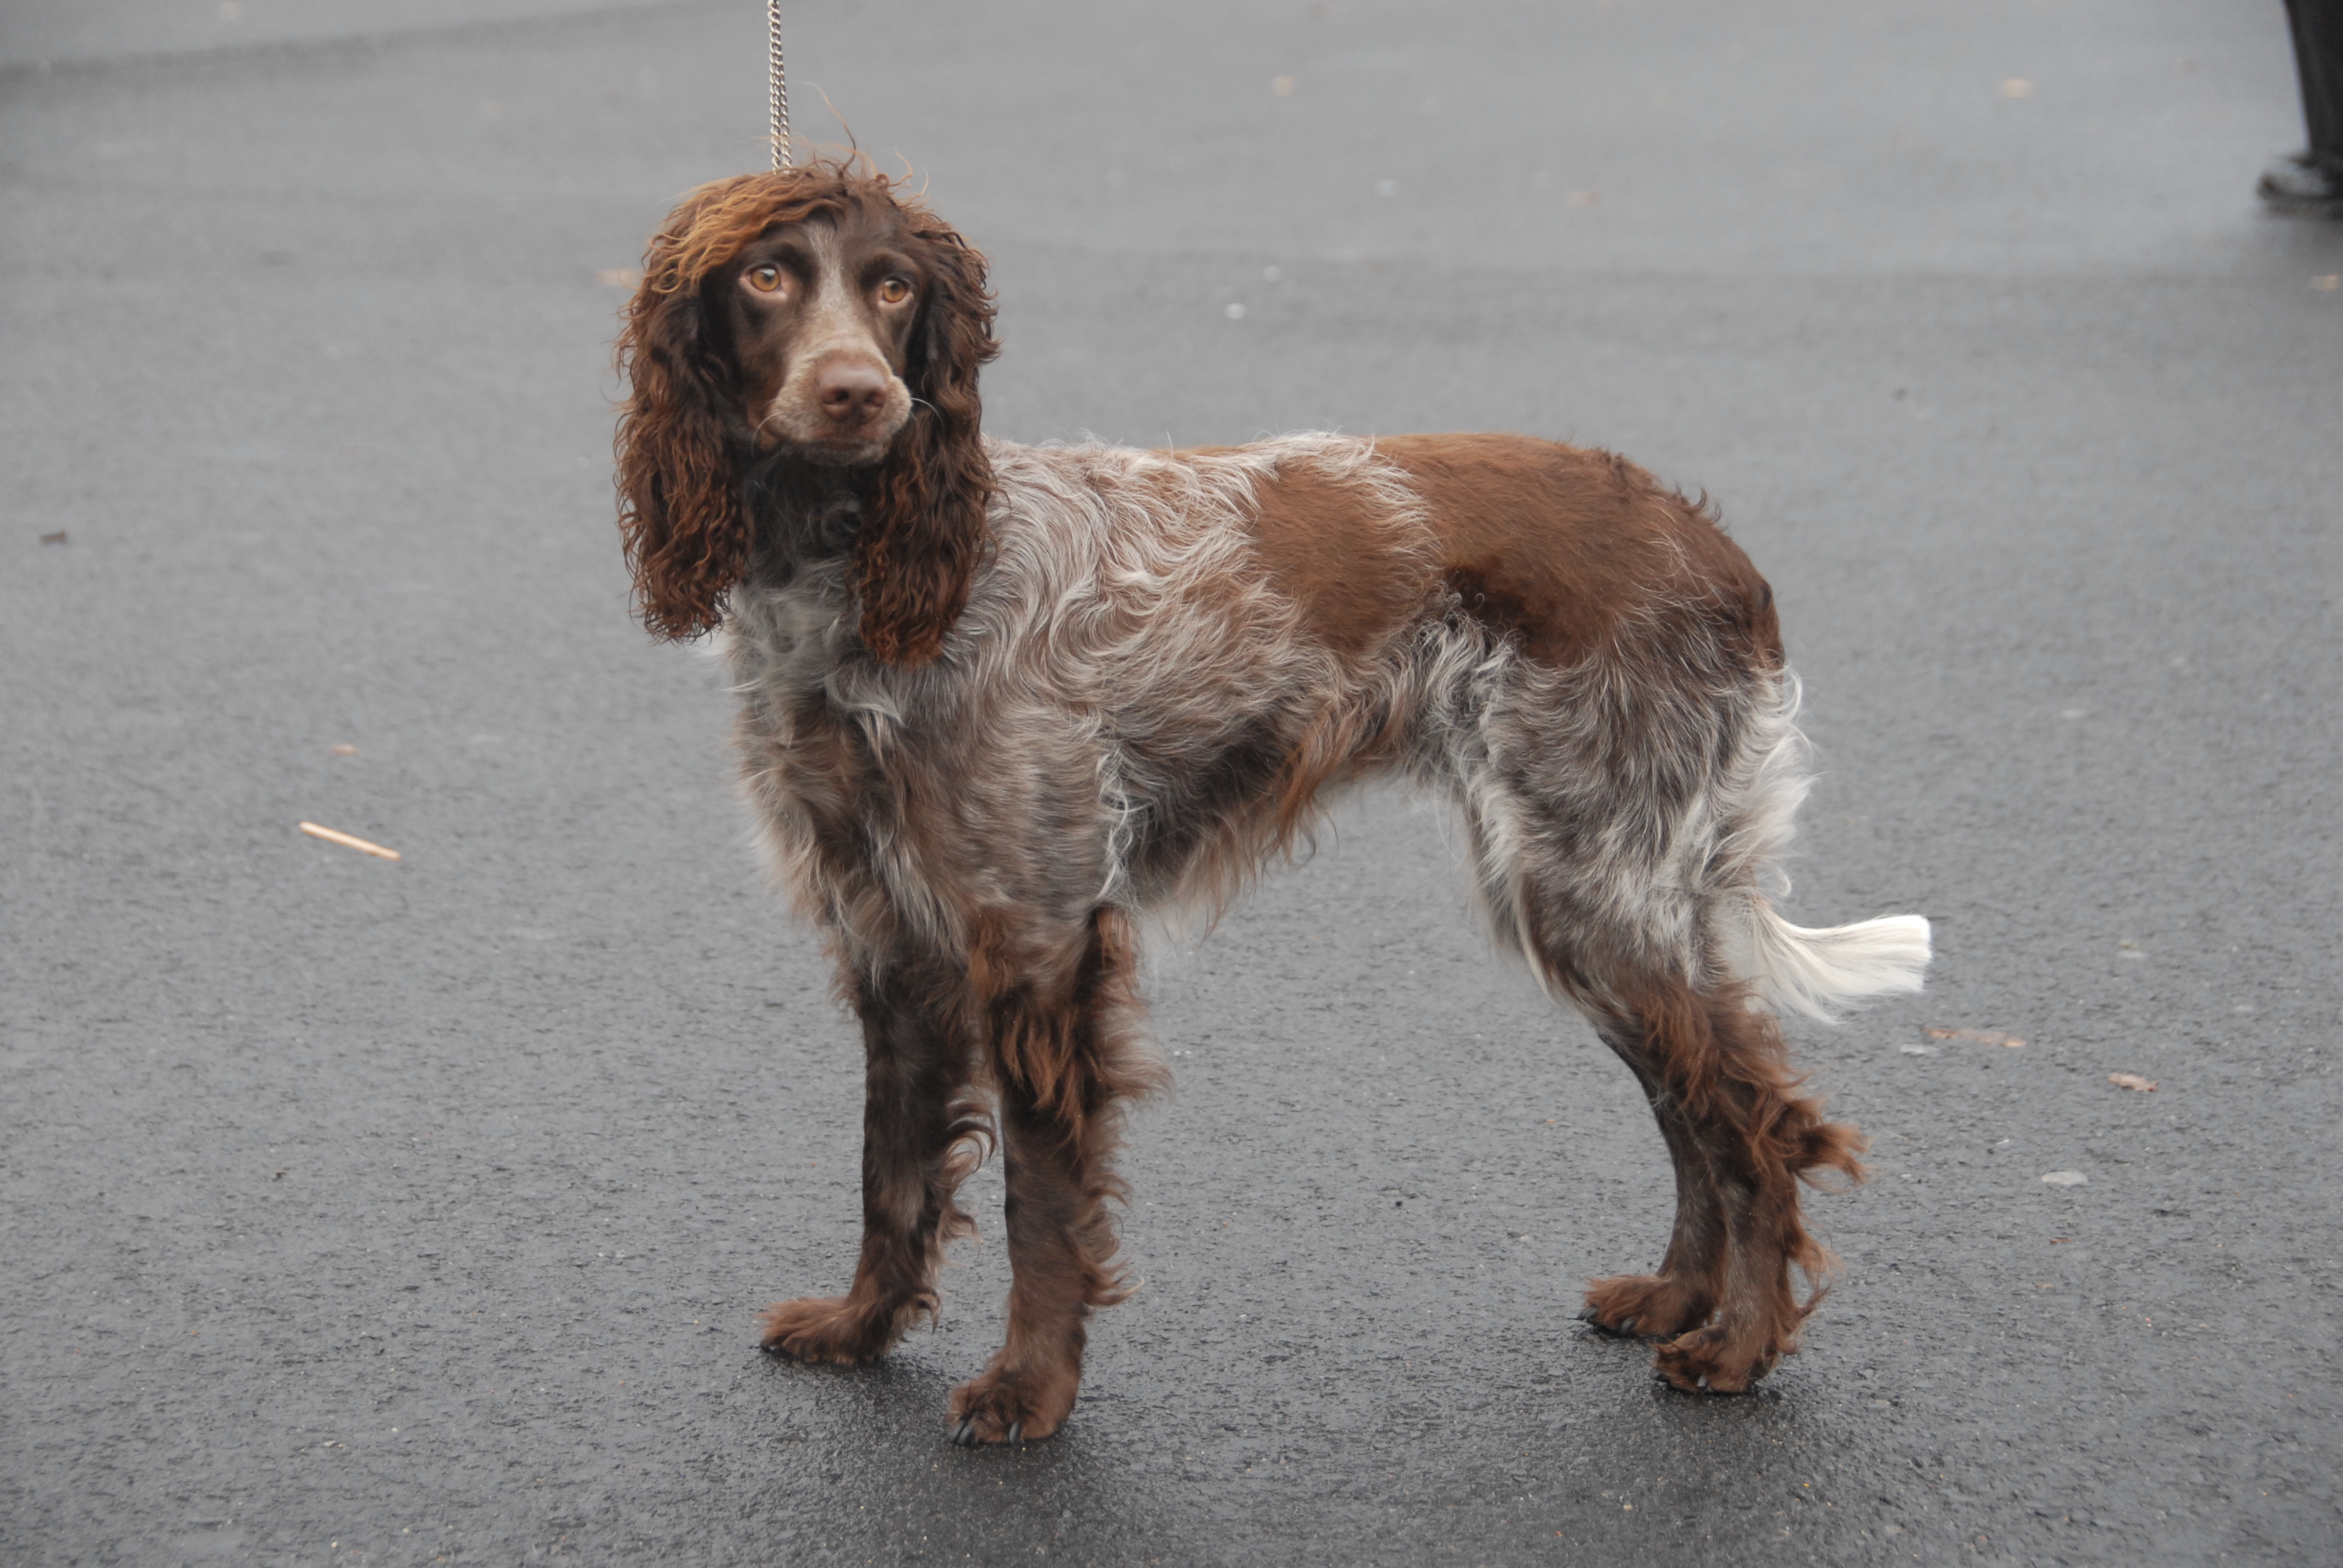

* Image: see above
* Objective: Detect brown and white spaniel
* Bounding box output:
[614,159,1929,1446]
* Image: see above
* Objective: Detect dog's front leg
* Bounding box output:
[761,953,985,1364]
[948,908,1158,1445]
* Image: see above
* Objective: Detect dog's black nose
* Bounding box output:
[816,358,889,425]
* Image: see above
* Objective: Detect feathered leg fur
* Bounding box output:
[946,908,1164,1444]
[1457,662,1924,1390]
[759,949,991,1364]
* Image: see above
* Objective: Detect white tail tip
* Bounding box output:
[1749,907,1932,1022]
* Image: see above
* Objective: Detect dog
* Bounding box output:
[613,159,1929,1445]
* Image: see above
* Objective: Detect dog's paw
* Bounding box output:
[758,1295,892,1365]
[1582,1273,1711,1340]
[946,1363,1078,1447]
[1651,1323,1781,1394]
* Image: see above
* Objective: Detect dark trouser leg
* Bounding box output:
[2288,0,2343,173]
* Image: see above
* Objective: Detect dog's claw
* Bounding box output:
[951,1418,977,1447]
[1579,1306,1640,1338]
[1007,1422,1023,1446]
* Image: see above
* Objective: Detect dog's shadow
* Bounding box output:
[726,1308,1864,1566]
[735,1332,1190,1560]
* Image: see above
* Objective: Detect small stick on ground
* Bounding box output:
[298,822,401,861]
[1924,1026,2025,1048]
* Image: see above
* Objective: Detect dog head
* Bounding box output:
[615,159,997,664]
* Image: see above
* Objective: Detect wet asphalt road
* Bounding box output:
[3,2,2340,1564]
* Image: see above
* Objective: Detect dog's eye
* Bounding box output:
[746,264,784,295]
[877,277,912,305]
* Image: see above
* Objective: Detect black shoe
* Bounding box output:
[2258,153,2343,217]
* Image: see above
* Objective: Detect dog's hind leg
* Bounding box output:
[1449,771,1725,1341]
[760,946,989,1365]
[1577,1010,1731,1344]
[1460,730,1865,1391]
[1571,976,1864,1391]
[948,907,1162,1445]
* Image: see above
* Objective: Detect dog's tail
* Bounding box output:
[1746,903,1932,1022]
[1716,671,1932,1021]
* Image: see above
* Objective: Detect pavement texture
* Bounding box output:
[3,2,2340,1564]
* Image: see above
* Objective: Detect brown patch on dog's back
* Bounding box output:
[1240,462,1432,658]
[1375,432,1780,667]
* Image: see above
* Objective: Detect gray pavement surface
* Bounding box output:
[4,1,2339,1564]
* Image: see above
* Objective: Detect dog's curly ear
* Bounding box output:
[851,218,999,667]
[615,247,750,641]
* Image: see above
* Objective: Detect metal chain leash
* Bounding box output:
[766,0,790,169]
